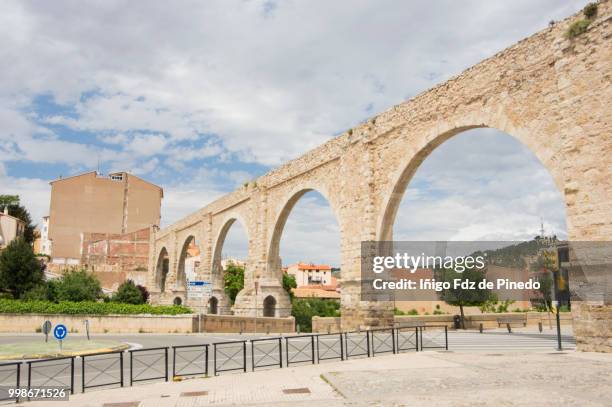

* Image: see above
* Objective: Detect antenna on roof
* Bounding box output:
[96,152,101,175]
[540,217,545,238]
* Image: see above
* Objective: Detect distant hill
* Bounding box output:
[471,237,557,269]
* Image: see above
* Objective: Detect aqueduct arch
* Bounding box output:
[149,4,612,351]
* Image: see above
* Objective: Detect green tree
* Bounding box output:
[223,261,244,304]
[291,298,340,332]
[0,238,44,298]
[437,267,494,329]
[283,273,297,300]
[0,195,36,244]
[113,280,144,304]
[56,269,102,302]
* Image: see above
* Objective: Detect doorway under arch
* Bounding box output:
[263,295,276,317]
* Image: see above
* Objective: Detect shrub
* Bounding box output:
[113,280,144,304]
[583,3,598,19]
[0,238,44,298]
[407,308,419,316]
[55,269,102,302]
[291,298,340,332]
[566,19,591,39]
[0,298,192,315]
[137,285,150,303]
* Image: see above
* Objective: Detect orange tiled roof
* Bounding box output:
[294,262,332,271]
[292,287,341,299]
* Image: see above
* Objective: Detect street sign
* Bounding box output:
[53,324,67,340]
[187,281,212,299]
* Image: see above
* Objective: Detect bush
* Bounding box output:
[0,298,192,315]
[137,285,150,303]
[113,280,144,304]
[55,269,102,302]
[566,19,591,39]
[223,262,244,304]
[291,298,340,332]
[0,238,44,298]
[583,3,598,19]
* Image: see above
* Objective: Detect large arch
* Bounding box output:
[155,247,169,292]
[176,235,198,291]
[267,186,341,275]
[209,215,250,314]
[377,123,567,242]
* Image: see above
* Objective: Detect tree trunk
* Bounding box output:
[460,304,466,329]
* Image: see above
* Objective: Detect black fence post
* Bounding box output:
[415,327,419,351]
[81,356,85,393]
[367,330,371,357]
[213,343,217,376]
[27,361,31,391]
[392,328,396,354]
[70,357,74,394]
[205,345,209,376]
[250,340,255,372]
[285,337,289,367]
[172,347,177,378]
[278,338,282,369]
[129,351,133,386]
[311,335,315,364]
[164,348,169,382]
[120,352,124,387]
[445,326,449,350]
[340,333,344,360]
[243,341,247,373]
[16,363,21,403]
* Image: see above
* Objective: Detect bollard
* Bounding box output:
[266,325,271,335]
[538,322,543,333]
[327,325,331,334]
[506,323,512,333]
[297,324,300,335]
[479,323,483,333]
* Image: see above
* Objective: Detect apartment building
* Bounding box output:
[48,171,163,263]
[0,207,25,250]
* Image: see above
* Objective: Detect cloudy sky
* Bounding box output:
[1,0,582,266]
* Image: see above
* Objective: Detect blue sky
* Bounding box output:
[0,0,582,266]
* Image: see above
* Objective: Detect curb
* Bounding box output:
[0,343,130,360]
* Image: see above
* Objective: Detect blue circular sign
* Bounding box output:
[53,324,67,340]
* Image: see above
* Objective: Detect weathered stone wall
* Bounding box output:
[150,2,612,350]
[196,314,295,333]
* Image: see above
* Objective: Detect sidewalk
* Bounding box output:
[18,349,612,407]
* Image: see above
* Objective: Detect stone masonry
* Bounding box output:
[149,2,612,351]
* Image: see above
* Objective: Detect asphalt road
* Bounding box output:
[0,328,576,400]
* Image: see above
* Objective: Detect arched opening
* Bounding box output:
[173,296,182,306]
[208,296,218,314]
[211,217,249,311]
[155,247,169,292]
[382,127,568,316]
[263,295,276,317]
[269,189,341,323]
[177,235,199,290]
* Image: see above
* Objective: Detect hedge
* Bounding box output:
[0,299,192,315]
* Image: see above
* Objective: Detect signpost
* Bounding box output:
[53,324,67,352]
[187,281,212,299]
[42,320,52,343]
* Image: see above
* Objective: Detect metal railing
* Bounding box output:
[81,351,123,392]
[344,331,370,359]
[27,356,74,395]
[3,325,450,399]
[419,325,448,350]
[0,362,20,403]
[172,344,208,378]
[370,328,396,356]
[251,338,282,371]
[213,341,246,375]
[396,326,419,352]
[129,347,168,385]
[316,333,344,362]
[285,335,315,366]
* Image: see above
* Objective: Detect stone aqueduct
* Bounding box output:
[149,3,611,351]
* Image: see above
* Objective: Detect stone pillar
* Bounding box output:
[233,187,291,317]
[340,138,394,330]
